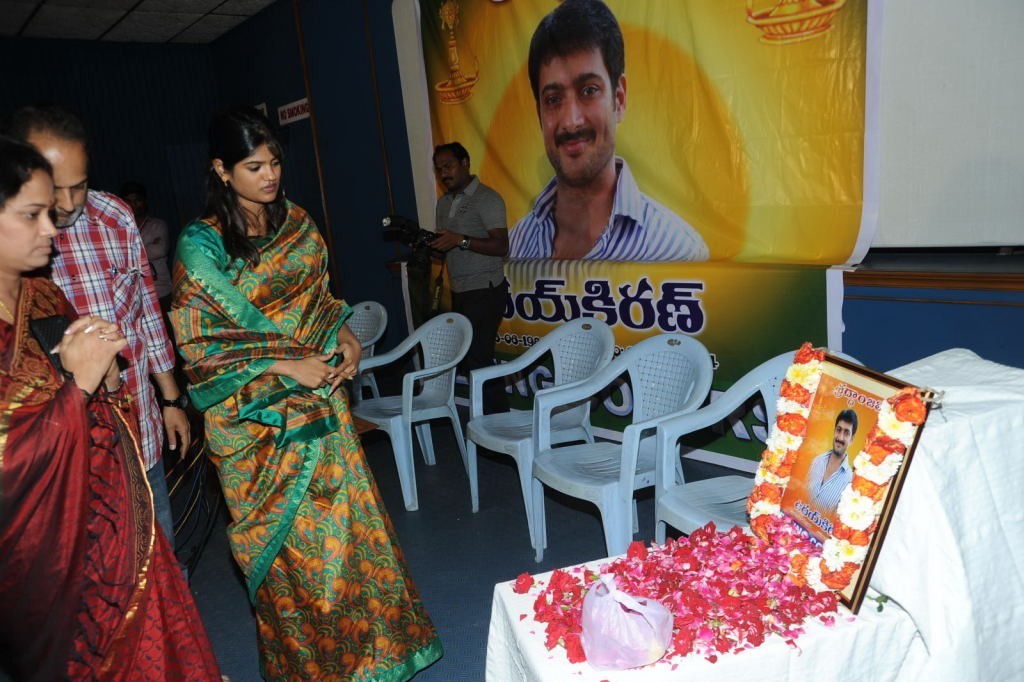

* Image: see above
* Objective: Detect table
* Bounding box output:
[486,349,1024,681]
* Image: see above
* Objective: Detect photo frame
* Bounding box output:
[748,345,934,613]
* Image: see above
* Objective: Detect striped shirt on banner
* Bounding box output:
[807,450,853,516]
[508,157,709,262]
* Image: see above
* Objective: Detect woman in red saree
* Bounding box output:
[0,136,222,681]
[171,108,442,680]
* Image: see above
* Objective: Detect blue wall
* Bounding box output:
[843,284,1024,371]
[0,38,219,236]
[0,0,415,348]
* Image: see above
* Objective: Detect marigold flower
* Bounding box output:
[793,342,823,365]
[752,482,782,506]
[820,563,857,590]
[890,388,927,424]
[851,475,887,501]
[779,379,812,405]
[777,413,807,437]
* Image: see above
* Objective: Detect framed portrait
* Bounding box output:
[749,346,934,613]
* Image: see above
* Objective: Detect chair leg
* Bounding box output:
[531,478,547,562]
[448,410,468,465]
[391,424,419,511]
[602,497,633,558]
[415,422,436,465]
[514,452,535,543]
[655,518,667,545]
[466,439,479,513]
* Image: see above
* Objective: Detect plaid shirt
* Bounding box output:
[50,190,176,470]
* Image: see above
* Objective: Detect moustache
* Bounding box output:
[555,129,596,147]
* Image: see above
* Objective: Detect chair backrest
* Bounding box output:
[414,313,472,398]
[623,334,714,423]
[549,317,616,386]
[347,300,388,352]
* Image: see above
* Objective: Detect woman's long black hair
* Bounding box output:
[0,135,52,208]
[204,107,286,266]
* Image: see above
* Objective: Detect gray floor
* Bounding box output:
[187,413,742,680]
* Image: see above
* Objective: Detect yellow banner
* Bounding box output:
[500,260,829,385]
[420,0,867,264]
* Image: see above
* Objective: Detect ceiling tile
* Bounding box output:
[0,2,36,36]
[136,0,221,12]
[22,5,124,40]
[2,0,271,43]
[171,12,247,44]
[47,0,138,8]
[214,0,276,16]
[103,11,204,43]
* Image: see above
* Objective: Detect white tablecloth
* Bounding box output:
[486,349,1024,681]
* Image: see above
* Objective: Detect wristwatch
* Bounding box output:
[458,237,471,250]
[161,394,189,409]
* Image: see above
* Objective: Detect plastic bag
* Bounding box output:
[580,574,673,670]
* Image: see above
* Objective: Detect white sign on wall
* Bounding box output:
[277,97,310,125]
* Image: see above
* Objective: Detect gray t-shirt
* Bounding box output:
[435,176,507,293]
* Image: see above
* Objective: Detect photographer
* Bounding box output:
[431,142,509,413]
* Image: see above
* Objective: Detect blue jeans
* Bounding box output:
[146,461,175,547]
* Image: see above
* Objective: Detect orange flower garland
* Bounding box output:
[747,343,928,594]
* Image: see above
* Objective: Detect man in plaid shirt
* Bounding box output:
[11,105,189,544]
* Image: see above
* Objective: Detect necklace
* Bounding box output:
[0,297,14,321]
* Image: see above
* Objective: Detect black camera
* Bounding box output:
[382,215,438,252]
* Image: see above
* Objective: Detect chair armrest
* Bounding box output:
[402,361,461,390]
[655,418,680,492]
[530,371,613,452]
[400,359,463,416]
[468,341,562,419]
[357,332,422,374]
[358,353,395,374]
[617,410,694,490]
[468,362,513,420]
[651,387,756,490]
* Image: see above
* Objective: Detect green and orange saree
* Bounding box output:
[171,202,441,681]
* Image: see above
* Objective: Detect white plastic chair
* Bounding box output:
[351,312,472,511]
[346,300,388,400]
[653,350,860,541]
[530,334,714,562]
[465,318,616,539]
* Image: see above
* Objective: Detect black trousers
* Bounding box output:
[451,281,509,413]
[405,257,435,329]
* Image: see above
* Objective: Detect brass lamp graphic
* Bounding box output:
[747,0,847,44]
[435,0,479,104]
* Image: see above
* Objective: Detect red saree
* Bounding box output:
[0,278,221,681]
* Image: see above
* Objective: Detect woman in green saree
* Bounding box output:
[171,107,442,681]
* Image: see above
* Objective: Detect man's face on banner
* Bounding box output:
[833,418,855,458]
[536,47,626,189]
